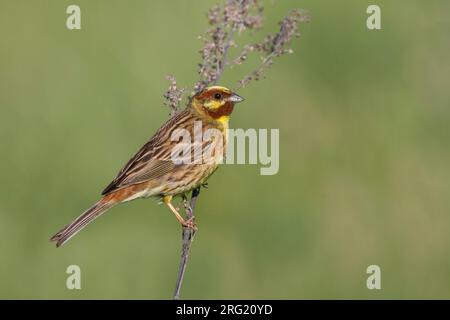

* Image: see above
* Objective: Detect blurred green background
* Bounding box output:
[1,0,449,299]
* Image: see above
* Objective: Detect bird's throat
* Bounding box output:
[203,102,234,120]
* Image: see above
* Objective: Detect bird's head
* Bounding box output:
[191,86,244,125]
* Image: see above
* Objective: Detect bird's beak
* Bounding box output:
[229,92,244,103]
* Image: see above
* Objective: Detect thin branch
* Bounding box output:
[193,0,264,93]
[215,25,237,84]
[173,187,201,300]
[236,9,309,88]
[163,75,185,117]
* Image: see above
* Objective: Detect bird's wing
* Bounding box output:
[117,159,177,186]
[101,111,188,195]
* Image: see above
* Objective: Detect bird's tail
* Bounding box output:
[50,199,116,247]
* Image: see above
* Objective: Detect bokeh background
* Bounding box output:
[1,0,449,299]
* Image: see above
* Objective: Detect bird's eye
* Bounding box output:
[214,93,222,100]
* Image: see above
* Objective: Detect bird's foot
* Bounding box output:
[182,217,198,232]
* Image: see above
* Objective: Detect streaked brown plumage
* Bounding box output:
[50,86,244,247]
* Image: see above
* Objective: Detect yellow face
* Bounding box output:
[201,86,232,110]
[192,86,244,125]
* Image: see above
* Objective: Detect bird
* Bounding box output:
[50,86,244,247]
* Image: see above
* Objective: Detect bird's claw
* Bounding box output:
[182,217,198,232]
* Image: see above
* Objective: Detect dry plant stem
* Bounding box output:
[215,25,237,84]
[173,186,201,300]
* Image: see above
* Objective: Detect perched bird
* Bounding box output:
[50,86,244,247]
